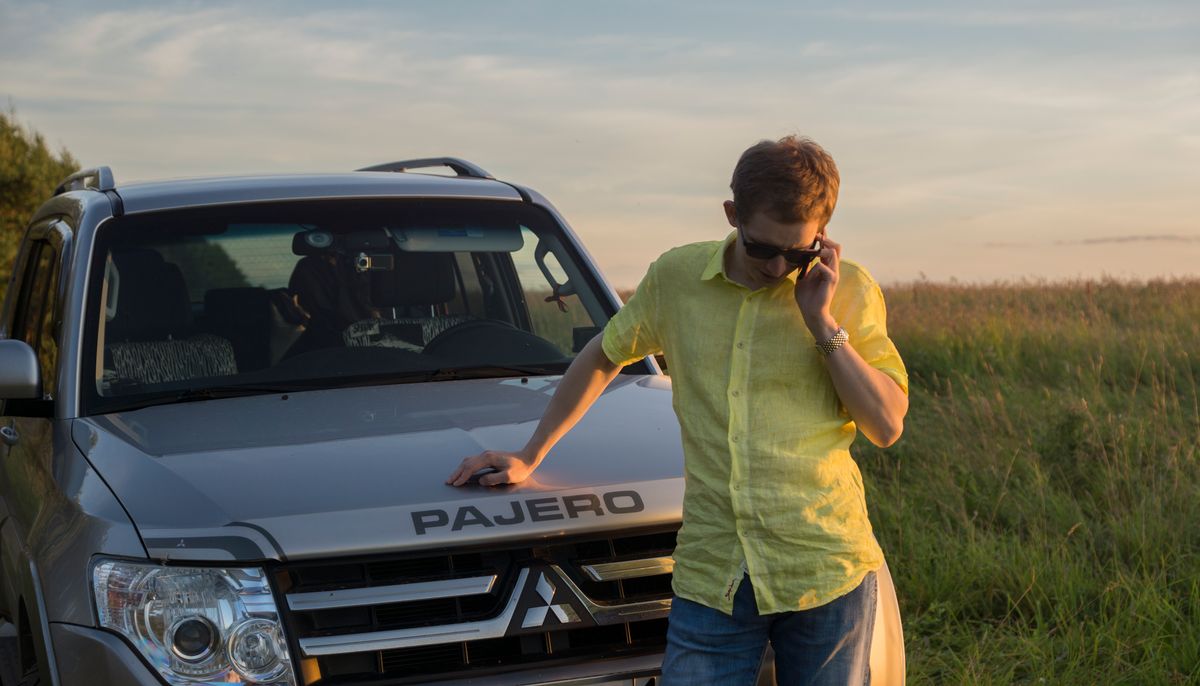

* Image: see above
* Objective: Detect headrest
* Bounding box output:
[205,287,272,371]
[205,287,271,331]
[289,229,459,308]
[369,251,457,306]
[288,255,376,329]
[106,249,191,342]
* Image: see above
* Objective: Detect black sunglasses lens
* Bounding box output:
[742,233,821,264]
[745,243,777,260]
[782,250,817,265]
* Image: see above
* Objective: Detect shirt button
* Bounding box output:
[731,390,741,398]
[731,435,740,443]
[737,342,745,349]
[732,483,741,491]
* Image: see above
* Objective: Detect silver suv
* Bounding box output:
[0,159,904,685]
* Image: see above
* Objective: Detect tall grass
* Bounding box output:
[857,279,1200,684]
[616,278,1199,682]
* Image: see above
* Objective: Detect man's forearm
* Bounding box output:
[809,317,908,447]
[522,334,622,468]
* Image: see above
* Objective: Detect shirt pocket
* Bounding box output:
[746,341,833,448]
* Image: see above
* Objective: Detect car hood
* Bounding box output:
[73,374,684,562]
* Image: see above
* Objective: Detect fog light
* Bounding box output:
[228,618,287,682]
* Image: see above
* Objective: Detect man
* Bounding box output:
[447,135,908,685]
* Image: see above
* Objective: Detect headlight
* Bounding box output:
[92,559,297,686]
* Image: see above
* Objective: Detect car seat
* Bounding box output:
[104,249,237,386]
[202,287,273,372]
[343,250,473,349]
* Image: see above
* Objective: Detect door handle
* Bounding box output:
[0,426,18,447]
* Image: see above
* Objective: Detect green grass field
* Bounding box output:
[856,279,1200,684]
[615,278,1199,683]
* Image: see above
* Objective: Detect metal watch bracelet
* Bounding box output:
[816,326,848,357]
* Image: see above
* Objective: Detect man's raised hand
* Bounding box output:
[794,233,841,333]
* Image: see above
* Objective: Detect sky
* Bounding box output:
[2,0,1197,288]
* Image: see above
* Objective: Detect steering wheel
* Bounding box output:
[422,319,564,363]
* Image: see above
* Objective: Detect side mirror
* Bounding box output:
[0,339,41,400]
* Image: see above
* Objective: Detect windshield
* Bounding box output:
[82,198,642,414]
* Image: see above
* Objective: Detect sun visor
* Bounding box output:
[388,226,523,253]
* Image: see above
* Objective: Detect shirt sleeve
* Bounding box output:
[835,277,909,396]
[601,258,665,367]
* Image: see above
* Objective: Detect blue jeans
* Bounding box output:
[661,572,877,686]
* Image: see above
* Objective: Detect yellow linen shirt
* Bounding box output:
[601,232,908,615]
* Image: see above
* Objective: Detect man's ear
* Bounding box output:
[723,200,738,228]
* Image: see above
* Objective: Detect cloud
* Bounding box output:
[1062,234,1200,246]
[2,1,1198,285]
[808,5,1199,31]
[986,234,1200,248]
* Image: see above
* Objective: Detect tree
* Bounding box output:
[1,109,79,304]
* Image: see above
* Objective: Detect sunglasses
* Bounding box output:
[738,227,823,274]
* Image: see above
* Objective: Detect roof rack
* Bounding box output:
[356,157,493,180]
[54,166,116,195]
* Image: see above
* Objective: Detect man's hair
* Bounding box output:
[730,135,840,228]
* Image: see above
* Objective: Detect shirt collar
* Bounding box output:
[700,230,801,287]
[700,231,738,281]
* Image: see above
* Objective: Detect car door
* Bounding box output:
[0,220,68,553]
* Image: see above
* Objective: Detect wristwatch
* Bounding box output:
[816,327,848,357]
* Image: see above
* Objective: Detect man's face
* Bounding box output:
[723,200,822,289]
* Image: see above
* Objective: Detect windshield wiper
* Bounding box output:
[425,364,562,380]
[171,383,321,401]
[93,366,565,414]
[255,364,563,389]
[360,364,564,386]
[95,383,317,414]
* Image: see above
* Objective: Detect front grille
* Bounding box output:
[558,530,676,603]
[284,551,511,637]
[277,528,677,684]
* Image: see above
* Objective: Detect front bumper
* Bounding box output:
[50,623,162,686]
[49,622,663,686]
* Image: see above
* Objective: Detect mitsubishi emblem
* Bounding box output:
[521,572,582,628]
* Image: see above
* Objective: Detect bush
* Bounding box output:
[0,109,79,302]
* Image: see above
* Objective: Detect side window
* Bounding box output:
[12,242,61,396]
[512,228,594,355]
